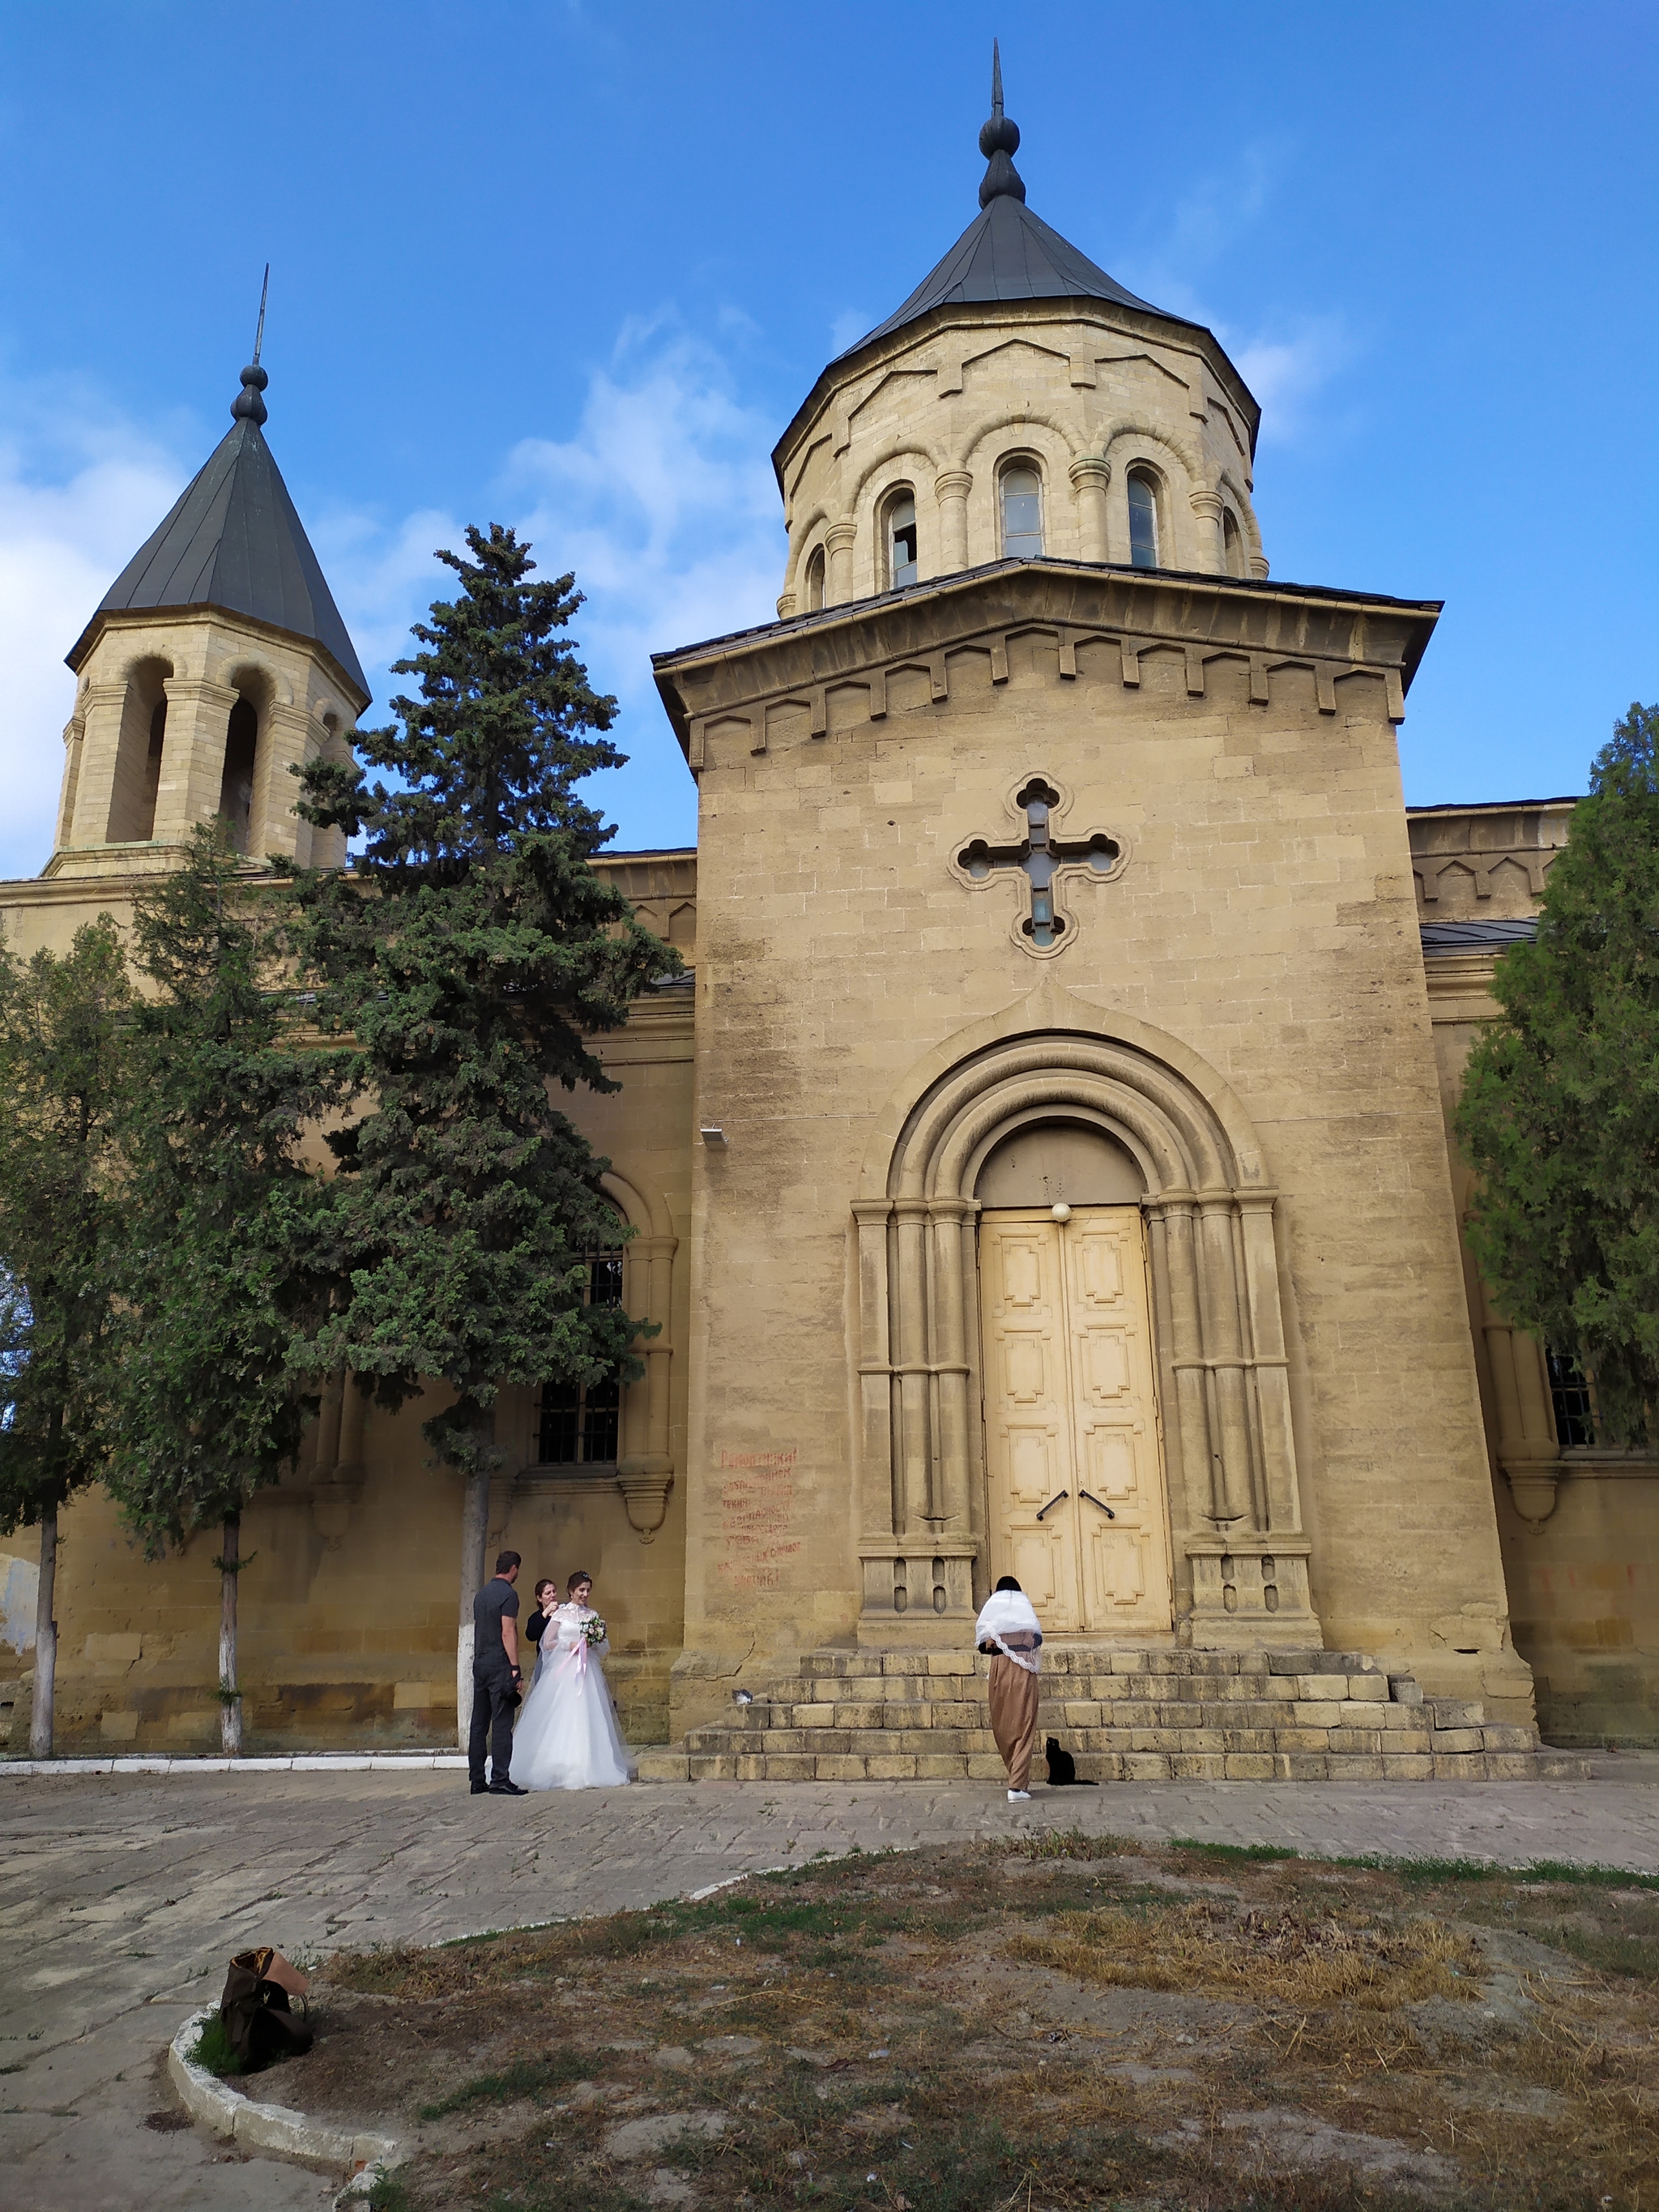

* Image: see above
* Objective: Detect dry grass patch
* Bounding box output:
[1014,1898,1484,2010]
[276,1831,1659,2211]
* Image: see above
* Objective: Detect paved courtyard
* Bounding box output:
[3,1760,1657,2211]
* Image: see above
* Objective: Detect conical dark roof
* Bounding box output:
[847,190,1162,355]
[69,364,369,701]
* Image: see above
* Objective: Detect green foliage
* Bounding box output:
[1457,702,1659,1445]
[287,523,677,1474]
[0,919,130,1534]
[188,2013,248,2077]
[416,2046,601,2118]
[102,825,341,1549]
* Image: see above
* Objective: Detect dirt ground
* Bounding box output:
[262,1832,1659,2211]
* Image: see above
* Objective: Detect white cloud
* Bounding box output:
[829,307,875,357]
[1113,143,1357,450]
[0,386,190,880]
[1231,316,1355,444]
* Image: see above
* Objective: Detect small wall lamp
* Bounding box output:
[700,1125,727,1147]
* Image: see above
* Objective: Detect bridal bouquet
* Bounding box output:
[581,1614,608,1648]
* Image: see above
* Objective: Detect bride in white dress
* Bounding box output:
[511,1571,637,1791]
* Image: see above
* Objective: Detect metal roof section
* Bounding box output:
[1420,918,1539,954]
[842,46,1176,358]
[67,362,369,702]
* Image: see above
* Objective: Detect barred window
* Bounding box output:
[1546,1345,1596,1449]
[538,1242,624,1467]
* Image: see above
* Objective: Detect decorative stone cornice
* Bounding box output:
[655,557,1438,769]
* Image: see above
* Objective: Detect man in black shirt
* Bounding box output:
[469,1551,528,1796]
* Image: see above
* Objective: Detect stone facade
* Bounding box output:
[1,80,1652,1763]
[1414,801,1659,1746]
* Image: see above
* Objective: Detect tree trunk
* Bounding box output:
[220,1510,242,1757]
[455,1464,491,1751]
[29,1500,58,1759]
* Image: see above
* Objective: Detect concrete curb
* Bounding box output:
[2,1751,468,1778]
[166,2005,400,2189]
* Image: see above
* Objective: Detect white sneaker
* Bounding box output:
[1007,1788,1032,1802]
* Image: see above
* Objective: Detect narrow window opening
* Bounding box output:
[804,544,826,611]
[135,698,167,841]
[538,1239,625,1467]
[887,494,918,589]
[1128,472,1159,569]
[1546,1346,1597,1449]
[218,696,258,852]
[1222,506,1243,578]
[1001,465,1043,558]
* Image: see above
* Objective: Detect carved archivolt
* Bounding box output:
[850,989,1321,1642]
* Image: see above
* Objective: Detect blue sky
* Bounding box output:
[1,1,1654,876]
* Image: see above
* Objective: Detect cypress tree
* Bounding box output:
[104,825,340,1754]
[289,524,676,1740]
[1457,702,1659,1446]
[0,920,129,1755]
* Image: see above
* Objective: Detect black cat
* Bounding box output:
[1044,1737,1097,1787]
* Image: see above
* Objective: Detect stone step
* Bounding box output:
[646,1646,1575,1787]
[664,1746,1584,1785]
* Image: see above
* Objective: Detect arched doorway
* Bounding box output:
[974,1123,1172,1634]
[851,1014,1323,1650]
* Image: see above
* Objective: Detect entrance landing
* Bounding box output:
[641,1646,1589,1784]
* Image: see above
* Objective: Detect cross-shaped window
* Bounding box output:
[957,779,1121,950]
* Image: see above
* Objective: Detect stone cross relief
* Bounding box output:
[957,779,1122,949]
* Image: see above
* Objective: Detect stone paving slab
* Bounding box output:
[2,1762,1655,2211]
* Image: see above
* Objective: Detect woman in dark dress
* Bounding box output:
[523,1578,557,1685]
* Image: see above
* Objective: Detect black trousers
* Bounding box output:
[468,1665,518,1786]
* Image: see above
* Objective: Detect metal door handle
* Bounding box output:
[1080,1489,1116,1519]
[1036,1490,1070,1521]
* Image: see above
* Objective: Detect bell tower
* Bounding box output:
[51,349,369,880]
[773,45,1269,615]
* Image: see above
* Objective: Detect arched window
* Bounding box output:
[538,1228,625,1467]
[804,544,826,611]
[885,491,918,589]
[137,698,167,840]
[1222,506,1244,578]
[218,696,258,852]
[1127,471,1160,569]
[1000,464,1044,557]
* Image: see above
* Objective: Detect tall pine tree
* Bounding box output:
[0,920,130,1754]
[1457,701,1659,1446]
[289,524,676,1739]
[105,826,340,1753]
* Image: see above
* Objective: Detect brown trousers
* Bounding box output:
[987,1654,1041,1790]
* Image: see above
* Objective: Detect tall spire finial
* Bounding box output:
[232,265,271,427]
[978,39,1026,208]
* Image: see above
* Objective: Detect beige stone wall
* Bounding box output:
[1412,803,1659,1746]
[3,854,697,1753]
[775,301,1265,615]
[660,562,1533,1733]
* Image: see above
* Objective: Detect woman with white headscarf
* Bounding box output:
[975,1574,1044,1802]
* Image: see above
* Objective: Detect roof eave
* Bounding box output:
[65,602,373,717]
[653,554,1441,762]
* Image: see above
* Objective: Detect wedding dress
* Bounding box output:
[511,1603,637,1790]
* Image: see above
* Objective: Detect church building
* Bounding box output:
[2,69,1652,1768]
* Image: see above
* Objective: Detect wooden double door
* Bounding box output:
[979,1206,1173,1635]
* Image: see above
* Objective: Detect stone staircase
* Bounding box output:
[637,1646,1589,1783]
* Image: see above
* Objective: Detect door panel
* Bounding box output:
[980,1206,1172,1637]
[979,1215,1081,1630]
[1064,1212,1173,1635]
